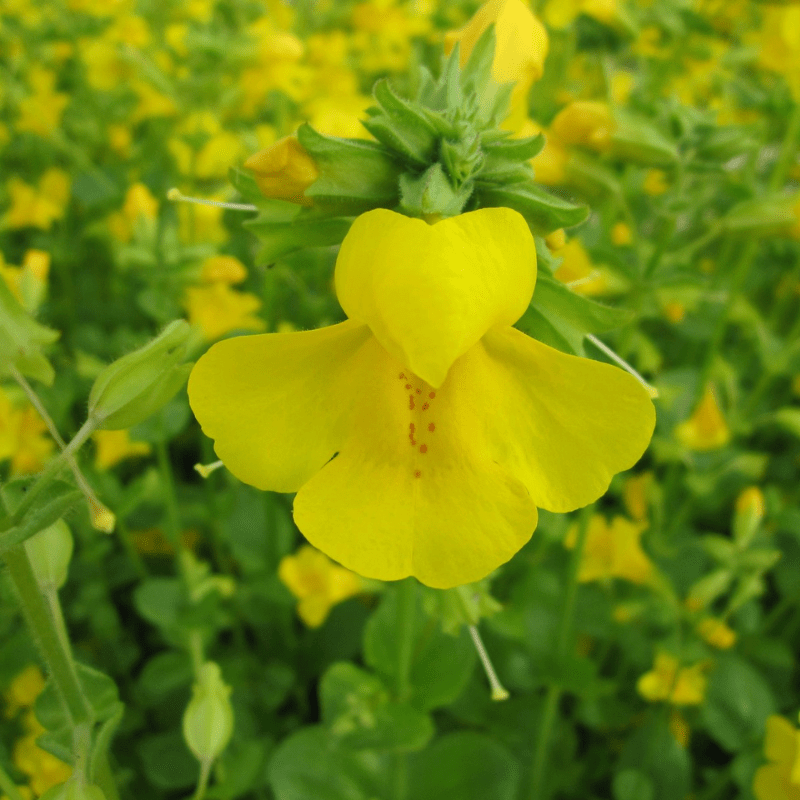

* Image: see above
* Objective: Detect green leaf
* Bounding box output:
[133,578,184,636]
[770,408,800,438]
[408,732,519,800]
[298,124,402,213]
[320,662,434,752]
[35,665,121,731]
[701,654,776,752]
[476,183,589,235]
[245,214,354,265]
[0,479,82,553]
[477,136,543,184]
[363,585,476,711]
[268,726,390,800]
[516,275,633,355]
[138,730,198,790]
[613,770,655,800]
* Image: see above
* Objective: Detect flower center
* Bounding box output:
[398,371,437,478]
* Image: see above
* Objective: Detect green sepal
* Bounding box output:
[361,79,441,167]
[477,183,589,234]
[228,166,301,212]
[298,124,402,213]
[246,213,354,265]
[400,163,473,218]
[610,110,677,166]
[516,274,633,355]
[0,479,82,553]
[722,194,797,236]
[421,581,503,636]
[0,278,59,385]
[476,135,542,184]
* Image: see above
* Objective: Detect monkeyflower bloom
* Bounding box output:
[754,715,800,800]
[244,135,319,205]
[637,653,709,706]
[189,208,654,588]
[676,385,730,451]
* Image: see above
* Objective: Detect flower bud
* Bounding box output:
[88,320,193,430]
[182,662,234,765]
[733,486,766,547]
[38,780,107,800]
[0,277,59,385]
[24,519,73,590]
[244,135,319,205]
[550,101,615,152]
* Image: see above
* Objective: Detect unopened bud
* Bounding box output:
[733,486,765,547]
[551,101,615,152]
[183,662,234,765]
[0,278,59,386]
[723,194,799,238]
[545,228,566,250]
[244,135,319,205]
[88,496,116,533]
[88,320,193,430]
[25,520,73,590]
[38,779,107,800]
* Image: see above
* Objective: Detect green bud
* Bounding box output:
[0,278,59,385]
[88,320,193,430]
[399,163,473,219]
[183,662,234,765]
[24,519,73,590]
[723,194,798,237]
[38,780,107,800]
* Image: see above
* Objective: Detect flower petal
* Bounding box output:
[334,207,536,388]
[188,320,372,492]
[293,336,537,588]
[451,327,655,512]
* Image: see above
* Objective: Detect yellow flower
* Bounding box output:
[697,617,737,650]
[178,194,229,244]
[544,0,619,29]
[550,101,615,152]
[676,385,730,451]
[200,255,248,285]
[445,0,549,127]
[637,652,708,706]
[16,67,68,137]
[754,715,800,800]
[736,486,766,519]
[643,169,669,196]
[662,301,685,323]
[565,514,654,585]
[0,389,55,476]
[755,8,800,101]
[3,169,70,230]
[552,239,607,295]
[278,545,363,627]
[184,283,265,341]
[188,208,655,588]
[611,222,632,246]
[4,665,46,717]
[244,135,319,205]
[0,249,50,313]
[622,472,652,522]
[93,429,152,470]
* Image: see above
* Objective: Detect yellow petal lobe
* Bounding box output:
[335,208,536,387]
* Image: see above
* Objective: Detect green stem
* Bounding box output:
[392,579,417,800]
[528,504,593,800]
[0,763,26,800]
[3,546,93,726]
[3,419,96,531]
[191,759,212,800]
[768,101,800,192]
[155,437,182,549]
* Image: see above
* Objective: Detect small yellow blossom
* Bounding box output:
[552,239,607,295]
[16,67,68,137]
[178,195,229,244]
[623,472,652,522]
[736,486,766,519]
[0,249,49,313]
[278,545,363,627]
[663,301,686,324]
[108,183,159,243]
[3,169,70,230]
[637,653,708,706]
[544,228,566,250]
[643,169,669,196]
[550,101,615,152]
[676,385,730,451]
[0,389,55,476]
[611,222,632,246]
[670,710,691,748]
[565,514,654,585]
[184,283,265,341]
[753,715,800,800]
[4,665,46,717]
[445,0,548,128]
[201,255,248,285]
[93,429,152,470]
[697,617,737,650]
[244,135,319,205]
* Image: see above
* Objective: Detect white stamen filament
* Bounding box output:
[586,334,659,399]
[167,188,258,212]
[468,625,510,702]
[195,460,224,478]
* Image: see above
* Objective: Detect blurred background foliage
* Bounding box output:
[1,0,800,799]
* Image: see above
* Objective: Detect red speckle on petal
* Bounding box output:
[428,423,435,432]
[419,444,427,454]
[399,373,406,380]
[405,384,412,390]
[421,402,429,411]
[429,391,436,399]
[414,470,422,478]
[409,396,415,410]
[416,388,421,394]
